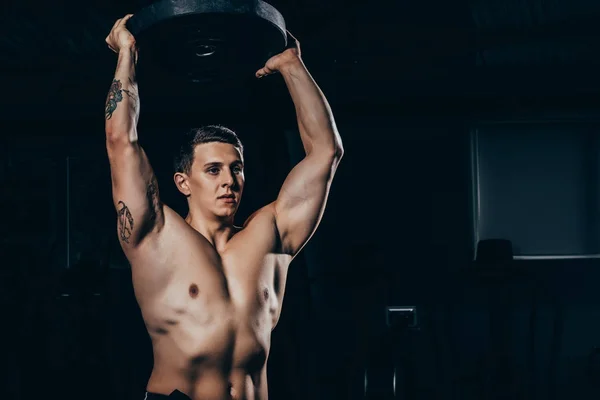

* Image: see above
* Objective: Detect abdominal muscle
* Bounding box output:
[142,301,270,400]
[138,270,273,400]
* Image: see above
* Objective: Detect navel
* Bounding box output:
[263,287,269,301]
[189,283,199,298]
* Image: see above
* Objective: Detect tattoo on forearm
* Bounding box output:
[123,88,136,100]
[117,200,134,244]
[105,80,123,120]
[104,79,138,120]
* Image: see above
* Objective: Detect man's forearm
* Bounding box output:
[280,60,342,155]
[105,46,140,143]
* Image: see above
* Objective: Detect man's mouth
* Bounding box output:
[218,194,236,203]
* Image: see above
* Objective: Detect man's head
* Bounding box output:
[173,125,245,221]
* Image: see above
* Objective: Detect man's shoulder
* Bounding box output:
[235,203,285,253]
[242,202,277,229]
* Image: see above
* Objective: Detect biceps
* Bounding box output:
[108,143,163,246]
[278,192,329,254]
[275,154,338,254]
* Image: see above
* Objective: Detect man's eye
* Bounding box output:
[208,168,219,174]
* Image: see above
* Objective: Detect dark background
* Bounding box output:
[2,0,600,399]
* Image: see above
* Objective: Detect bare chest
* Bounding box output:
[140,239,291,371]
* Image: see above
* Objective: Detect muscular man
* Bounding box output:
[105,14,343,400]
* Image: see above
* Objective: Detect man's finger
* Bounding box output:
[255,65,275,77]
[121,14,134,25]
[117,14,133,28]
[256,70,279,79]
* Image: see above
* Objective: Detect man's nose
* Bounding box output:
[221,170,235,187]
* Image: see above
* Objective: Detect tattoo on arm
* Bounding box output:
[117,200,134,244]
[105,79,138,120]
[105,80,123,120]
[146,177,161,224]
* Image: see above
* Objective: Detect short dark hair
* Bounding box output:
[173,125,244,175]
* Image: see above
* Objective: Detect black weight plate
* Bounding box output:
[128,0,287,84]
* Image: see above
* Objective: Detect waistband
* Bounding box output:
[144,390,191,399]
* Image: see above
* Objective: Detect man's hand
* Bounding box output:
[255,32,302,78]
[106,14,136,54]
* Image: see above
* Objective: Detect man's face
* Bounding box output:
[182,142,245,219]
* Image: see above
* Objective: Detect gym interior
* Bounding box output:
[1,0,600,399]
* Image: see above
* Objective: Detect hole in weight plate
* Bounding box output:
[195,44,216,57]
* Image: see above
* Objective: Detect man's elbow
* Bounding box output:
[315,145,343,178]
[106,126,138,147]
[329,126,344,159]
[106,130,130,148]
[326,140,344,167]
[320,144,344,174]
[333,140,344,160]
[315,137,344,160]
[306,133,344,169]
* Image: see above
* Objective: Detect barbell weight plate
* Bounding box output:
[128,0,287,84]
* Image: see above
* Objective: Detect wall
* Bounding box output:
[280,115,600,400]
[279,116,474,400]
[3,111,600,400]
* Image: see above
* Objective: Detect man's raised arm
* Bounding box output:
[255,35,344,257]
[105,15,164,249]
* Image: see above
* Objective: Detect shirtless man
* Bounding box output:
[104,14,344,400]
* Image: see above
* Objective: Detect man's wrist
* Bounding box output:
[118,44,139,65]
[279,57,305,76]
[118,44,138,57]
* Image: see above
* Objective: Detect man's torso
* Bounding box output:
[128,205,292,400]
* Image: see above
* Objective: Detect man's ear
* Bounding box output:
[174,172,191,196]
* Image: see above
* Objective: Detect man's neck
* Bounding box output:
[185,211,236,251]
